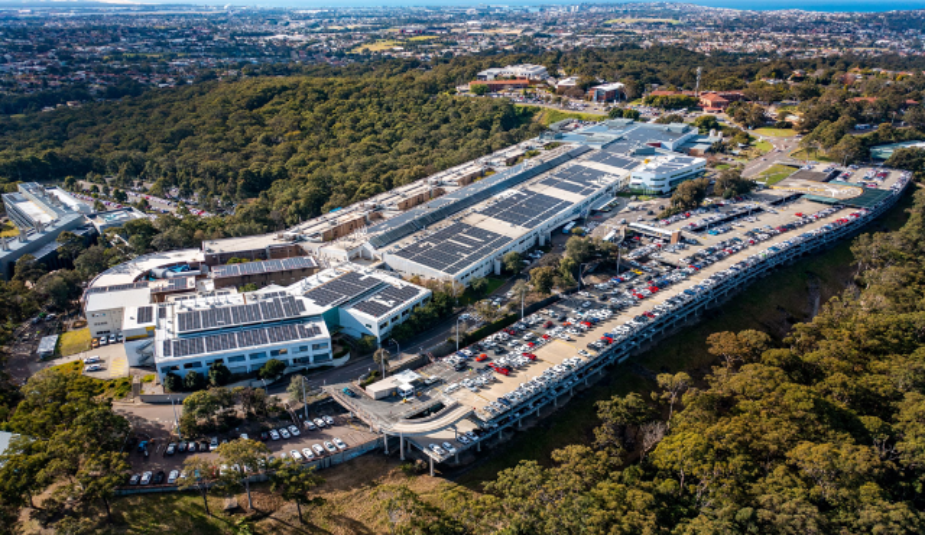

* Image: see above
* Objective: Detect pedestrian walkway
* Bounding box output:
[109,353,129,379]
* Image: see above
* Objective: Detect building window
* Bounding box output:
[183,362,202,369]
[271,348,289,357]
[249,352,267,360]
[312,342,329,350]
[227,355,246,363]
[379,323,387,330]
[298,345,309,353]
[314,352,332,363]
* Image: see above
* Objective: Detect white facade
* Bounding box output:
[477,64,548,81]
[629,155,707,194]
[85,287,153,338]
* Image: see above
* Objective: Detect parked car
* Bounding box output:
[322,415,335,426]
[312,444,325,456]
[167,470,179,484]
[429,444,446,456]
[83,355,101,364]
[128,474,140,485]
[288,425,301,437]
[153,471,165,485]
[323,441,337,453]
[333,438,347,450]
[210,437,219,451]
[140,471,153,485]
[302,448,315,460]
[165,443,176,456]
[313,418,326,428]
[290,450,303,462]
[442,442,457,455]
[269,429,280,441]
[279,428,291,439]
[303,419,317,431]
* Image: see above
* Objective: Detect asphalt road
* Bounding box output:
[743,135,802,178]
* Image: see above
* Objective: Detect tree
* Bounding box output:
[654,113,685,124]
[670,177,711,211]
[163,372,181,392]
[829,135,864,165]
[530,266,556,295]
[208,363,232,387]
[269,460,325,525]
[373,348,390,377]
[74,245,108,278]
[886,147,925,172]
[502,251,524,273]
[693,114,720,133]
[76,451,129,524]
[287,374,306,403]
[258,359,286,381]
[13,254,46,284]
[214,439,271,510]
[564,236,593,263]
[470,276,488,295]
[180,456,218,517]
[470,83,489,96]
[55,231,83,262]
[183,370,205,391]
[713,168,755,199]
[653,372,691,428]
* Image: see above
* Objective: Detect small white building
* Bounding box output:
[84,284,153,338]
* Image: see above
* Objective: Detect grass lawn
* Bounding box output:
[791,147,833,162]
[753,139,774,155]
[58,328,91,356]
[352,39,401,52]
[518,105,605,127]
[50,360,133,398]
[457,191,915,487]
[715,163,731,170]
[459,276,508,306]
[756,163,798,185]
[754,127,797,138]
[408,35,438,41]
[0,221,18,238]
[110,492,233,535]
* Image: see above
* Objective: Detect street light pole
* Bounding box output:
[301,377,308,421]
[170,396,182,441]
[455,317,462,352]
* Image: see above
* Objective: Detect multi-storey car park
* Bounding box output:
[324,167,912,475]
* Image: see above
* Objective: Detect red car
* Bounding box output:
[476,354,488,362]
[489,363,510,376]
[522,353,537,360]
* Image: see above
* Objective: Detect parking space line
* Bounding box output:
[109,353,128,379]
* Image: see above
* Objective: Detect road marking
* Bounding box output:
[109,353,129,379]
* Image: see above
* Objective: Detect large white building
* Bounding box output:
[629,154,707,194]
[477,64,548,81]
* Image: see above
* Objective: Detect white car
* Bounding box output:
[312,444,325,456]
[322,415,335,426]
[269,429,280,441]
[140,471,153,485]
[429,444,446,456]
[279,428,291,439]
[84,364,103,373]
[83,355,101,364]
[209,437,219,451]
[442,442,457,454]
[332,438,347,450]
[289,450,303,462]
[288,425,301,437]
[313,418,326,428]
[302,448,315,460]
[323,441,337,453]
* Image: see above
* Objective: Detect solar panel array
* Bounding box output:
[176,296,307,333]
[367,146,593,249]
[212,256,318,279]
[151,277,192,293]
[478,191,570,229]
[351,284,422,318]
[587,151,640,171]
[391,222,511,275]
[538,165,609,197]
[162,323,323,358]
[86,282,148,294]
[303,271,383,307]
[137,306,154,324]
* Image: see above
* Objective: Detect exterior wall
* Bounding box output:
[337,295,430,342]
[0,216,88,280]
[212,265,321,290]
[396,188,445,211]
[204,243,305,266]
[155,336,334,380]
[630,161,706,194]
[320,215,368,241]
[88,307,124,338]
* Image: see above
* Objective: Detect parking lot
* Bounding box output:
[122,406,379,486]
